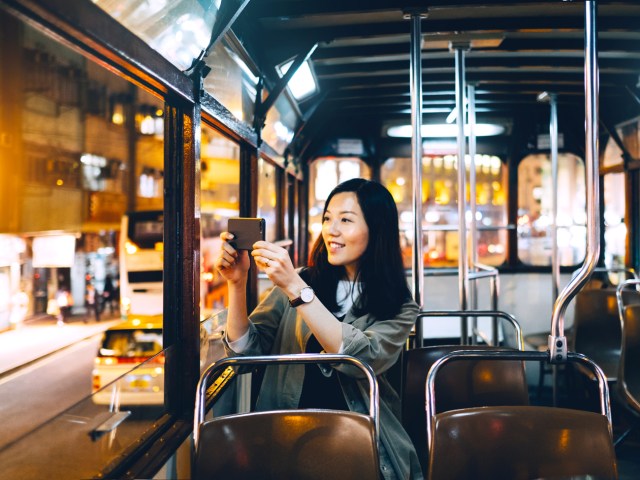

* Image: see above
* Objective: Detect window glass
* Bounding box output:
[203,40,256,124]
[0,9,170,466]
[602,132,625,168]
[517,153,586,266]
[93,0,220,71]
[381,155,508,269]
[604,173,626,269]
[262,95,296,155]
[258,158,277,243]
[0,14,165,331]
[200,126,240,314]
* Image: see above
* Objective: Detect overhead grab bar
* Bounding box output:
[549,0,600,363]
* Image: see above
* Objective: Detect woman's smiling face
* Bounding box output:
[322,192,369,280]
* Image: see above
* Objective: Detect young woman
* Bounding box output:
[215,178,422,479]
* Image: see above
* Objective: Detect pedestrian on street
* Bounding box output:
[85,283,100,322]
[102,275,116,315]
[55,287,73,325]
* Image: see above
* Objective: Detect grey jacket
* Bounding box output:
[223,285,424,480]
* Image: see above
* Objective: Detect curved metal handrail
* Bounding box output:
[549,0,600,362]
[616,278,640,318]
[417,310,523,350]
[425,349,612,450]
[194,354,379,447]
[423,266,498,281]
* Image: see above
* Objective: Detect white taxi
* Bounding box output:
[92,315,164,406]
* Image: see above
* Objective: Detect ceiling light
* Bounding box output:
[386,123,505,138]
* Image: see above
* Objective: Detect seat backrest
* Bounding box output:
[620,304,640,413]
[193,410,379,480]
[428,406,618,480]
[402,345,529,473]
[573,287,621,379]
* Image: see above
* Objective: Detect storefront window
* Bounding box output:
[517,153,586,266]
[200,125,240,314]
[381,155,508,269]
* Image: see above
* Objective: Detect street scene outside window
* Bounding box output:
[380,154,508,269]
[517,153,586,266]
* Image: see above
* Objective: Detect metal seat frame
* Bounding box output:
[193,354,380,480]
[425,350,617,480]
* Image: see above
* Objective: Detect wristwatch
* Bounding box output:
[289,286,315,307]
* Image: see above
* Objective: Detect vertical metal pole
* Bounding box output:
[550,94,560,302]
[549,0,600,362]
[410,14,424,343]
[455,46,469,343]
[468,84,478,344]
[468,84,478,289]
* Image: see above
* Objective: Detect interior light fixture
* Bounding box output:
[386,123,505,138]
[277,59,318,101]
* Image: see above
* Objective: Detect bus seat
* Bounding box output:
[193,410,379,480]
[620,304,640,412]
[428,405,618,480]
[402,345,529,473]
[573,286,622,380]
[426,350,617,480]
[193,354,380,480]
[615,301,640,446]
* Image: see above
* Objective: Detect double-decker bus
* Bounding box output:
[119,210,164,316]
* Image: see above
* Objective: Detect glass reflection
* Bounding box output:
[94,0,221,70]
[200,125,239,314]
[381,155,508,269]
[517,153,586,266]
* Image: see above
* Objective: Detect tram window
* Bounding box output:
[603,173,626,270]
[307,157,371,248]
[258,158,278,243]
[381,155,508,269]
[602,135,628,270]
[517,153,586,266]
[1,14,166,325]
[203,40,255,124]
[94,0,220,71]
[263,96,296,156]
[200,126,240,313]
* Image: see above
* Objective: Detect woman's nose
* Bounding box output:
[325,220,340,235]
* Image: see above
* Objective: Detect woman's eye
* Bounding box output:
[341,218,352,223]
[322,216,330,223]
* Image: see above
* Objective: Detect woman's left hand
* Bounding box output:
[251,240,299,291]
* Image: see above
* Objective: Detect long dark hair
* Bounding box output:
[304,178,411,319]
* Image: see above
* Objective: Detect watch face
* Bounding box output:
[300,287,314,303]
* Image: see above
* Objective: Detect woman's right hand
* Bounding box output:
[214,232,250,284]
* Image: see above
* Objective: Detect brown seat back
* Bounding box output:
[428,406,618,480]
[573,287,621,379]
[193,410,379,480]
[402,345,529,473]
[620,304,640,413]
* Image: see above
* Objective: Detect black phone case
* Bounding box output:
[227,217,265,250]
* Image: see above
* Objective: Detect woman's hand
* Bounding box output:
[251,240,305,296]
[215,232,250,284]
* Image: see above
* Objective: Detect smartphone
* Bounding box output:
[227,217,266,250]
